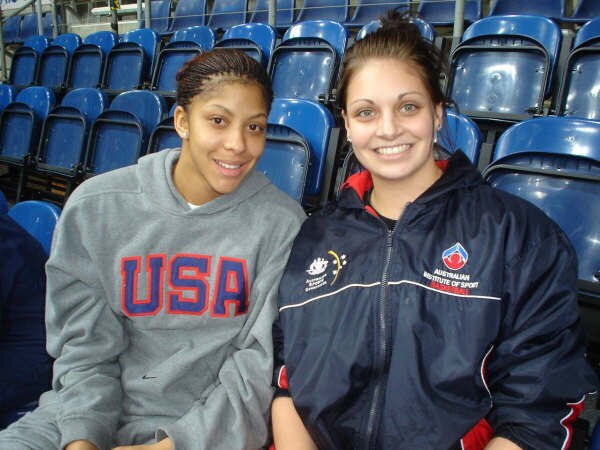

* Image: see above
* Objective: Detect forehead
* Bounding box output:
[189,80,267,112]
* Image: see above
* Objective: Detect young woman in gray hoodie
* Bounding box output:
[0,49,305,450]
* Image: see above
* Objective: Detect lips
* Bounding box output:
[375,144,412,155]
[215,160,242,170]
[214,159,246,177]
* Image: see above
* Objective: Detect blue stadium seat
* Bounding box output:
[37,33,82,91]
[489,0,565,21]
[418,0,482,26]
[296,0,347,23]
[0,86,55,167]
[0,84,17,111]
[207,0,248,32]
[249,0,295,31]
[0,190,7,214]
[562,0,600,24]
[67,31,117,89]
[103,28,160,93]
[35,88,108,193]
[449,15,562,122]
[85,90,166,176]
[142,0,173,34]
[19,13,39,42]
[356,17,436,42]
[261,98,335,205]
[591,421,600,450]
[345,0,410,29]
[3,14,22,45]
[215,23,276,68]
[41,12,62,38]
[9,35,50,88]
[438,109,482,164]
[269,20,348,103]
[7,200,61,255]
[151,25,214,95]
[147,103,180,154]
[555,17,600,119]
[170,0,207,32]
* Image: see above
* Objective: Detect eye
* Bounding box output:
[210,116,225,126]
[401,104,417,113]
[356,108,374,119]
[248,123,266,133]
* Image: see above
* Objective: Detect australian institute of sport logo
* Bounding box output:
[305,250,348,292]
[442,242,468,271]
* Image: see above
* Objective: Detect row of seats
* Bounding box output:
[2,12,61,45]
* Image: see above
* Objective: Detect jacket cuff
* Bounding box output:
[59,416,111,450]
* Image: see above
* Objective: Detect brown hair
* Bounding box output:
[176,48,273,113]
[337,11,450,111]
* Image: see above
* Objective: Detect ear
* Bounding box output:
[434,103,444,132]
[341,109,351,142]
[173,105,189,140]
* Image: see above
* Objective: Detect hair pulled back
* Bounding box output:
[176,48,273,112]
[337,11,451,111]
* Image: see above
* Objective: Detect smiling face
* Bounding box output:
[173,80,268,205]
[342,57,443,191]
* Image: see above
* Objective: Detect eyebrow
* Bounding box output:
[348,91,425,106]
[207,104,268,120]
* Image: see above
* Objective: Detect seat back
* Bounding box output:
[249,0,294,30]
[142,0,173,34]
[0,86,55,165]
[85,90,165,175]
[450,15,561,120]
[216,23,276,68]
[19,13,39,42]
[296,0,347,23]
[270,20,348,102]
[345,0,410,28]
[556,17,600,119]
[564,0,600,23]
[417,0,481,26]
[38,33,82,90]
[3,15,22,45]
[147,104,180,153]
[0,190,7,214]
[438,109,482,164]
[485,116,600,286]
[8,200,61,255]
[0,84,17,111]
[489,0,565,20]
[9,35,50,87]
[207,0,248,31]
[68,31,118,89]
[151,25,214,93]
[356,17,435,42]
[42,12,62,38]
[171,0,207,32]
[103,28,159,92]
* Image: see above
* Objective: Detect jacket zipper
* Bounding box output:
[365,228,394,450]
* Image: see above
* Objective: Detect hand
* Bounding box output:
[65,441,99,450]
[112,438,174,450]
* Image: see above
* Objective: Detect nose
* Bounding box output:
[224,126,246,154]
[376,110,400,139]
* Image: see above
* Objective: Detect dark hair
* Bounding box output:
[337,11,451,111]
[176,48,273,113]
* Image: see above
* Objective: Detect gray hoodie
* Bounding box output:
[44,149,306,449]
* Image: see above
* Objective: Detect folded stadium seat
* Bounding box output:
[269,20,348,105]
[3,14,22,46]
[37,33,82,94]
[344,0,410,30]
[295,0,348,24]
[147,103,180,154]
[259,98,336,208]
[19,13,39,43]
[66,31,118,90]
[41,12,62,38]
[489,0,565,21]
[483,116,600,348]
[84,90,166,176]
[417,0,482,27]
[215,22,276,68]
[0,86,55,200]
[0,84,17,112]
[8,200,61,255]
[562,0,600,24]
[0,189,7,213]
[207,0,248,33]
[555,17,600,120]
[356,17,436,42]
[102,28,160,95]
[141,0,173,35]
[29,88,108,202]
[169,0,207,34]
[9,35,50,89]
[150,25,214,97]
[249,0,295,33]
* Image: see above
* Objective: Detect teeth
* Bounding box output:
[216,160,242,169]
[376,144,410,155]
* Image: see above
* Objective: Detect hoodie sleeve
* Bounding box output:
[485,229,598,450]
[45,200,128,450]
[157,208,305,450]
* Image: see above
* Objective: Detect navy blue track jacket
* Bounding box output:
[273,151,598,450]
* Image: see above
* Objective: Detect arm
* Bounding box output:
[485,230,598,449]
[272,397,318,450]
[484,438,522,450]
[45,201,128,450]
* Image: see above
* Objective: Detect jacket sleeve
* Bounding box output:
[272,314,291,397]
[486,229,598,450]
[157,212,304,450]
[45,200,128,450]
